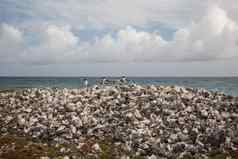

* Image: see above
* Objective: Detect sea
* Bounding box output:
[0,77,238,96]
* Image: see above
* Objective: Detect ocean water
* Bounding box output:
[0,77,238,96]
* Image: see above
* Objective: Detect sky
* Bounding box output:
[0,0,238,76]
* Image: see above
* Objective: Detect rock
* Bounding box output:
[173,143,186,153]
[206,130,226,148]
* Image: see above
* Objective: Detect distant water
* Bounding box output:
[0,77,238,96]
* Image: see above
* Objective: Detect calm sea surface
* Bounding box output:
[0,77,238,96]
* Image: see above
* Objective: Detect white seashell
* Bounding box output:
[120,155,130,159]
[76,143,85,149]
[147,154,157,159]
[92,143,101,152]
[66,103,76,111]
[29,117,38,126]
[25,108,32,113]
[17,115,26,126]
[201,109,208,117]
[57,125,66,131]
[134,109,142,119]
[70,125,77,134]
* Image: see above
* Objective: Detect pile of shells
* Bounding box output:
[0,85,238,158]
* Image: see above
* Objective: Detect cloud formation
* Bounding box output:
[80,6,238,63]
[0,3,238,64]
[0,24,24,62]
[1,0,210,29]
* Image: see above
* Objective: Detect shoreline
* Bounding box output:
[1,77,238,97]
[0,84,237,97]
[1,84,238,158]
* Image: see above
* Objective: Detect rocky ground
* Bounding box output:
[0,84,238,159]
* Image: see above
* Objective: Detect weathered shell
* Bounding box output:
[0,84,237,158]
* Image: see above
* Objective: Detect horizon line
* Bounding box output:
[0,76,238,78]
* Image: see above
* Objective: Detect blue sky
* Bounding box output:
[0,0,238,76]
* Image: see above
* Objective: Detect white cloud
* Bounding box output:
[9,0,212,30]
[81,6,238,62]
[23,25,79,64]
[1,5,238,64]
[170,5,238,61]
[41,25,78,50]
[83,26,167,62]
[0,24,24,62]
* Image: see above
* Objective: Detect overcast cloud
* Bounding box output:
[0,0,238,76]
